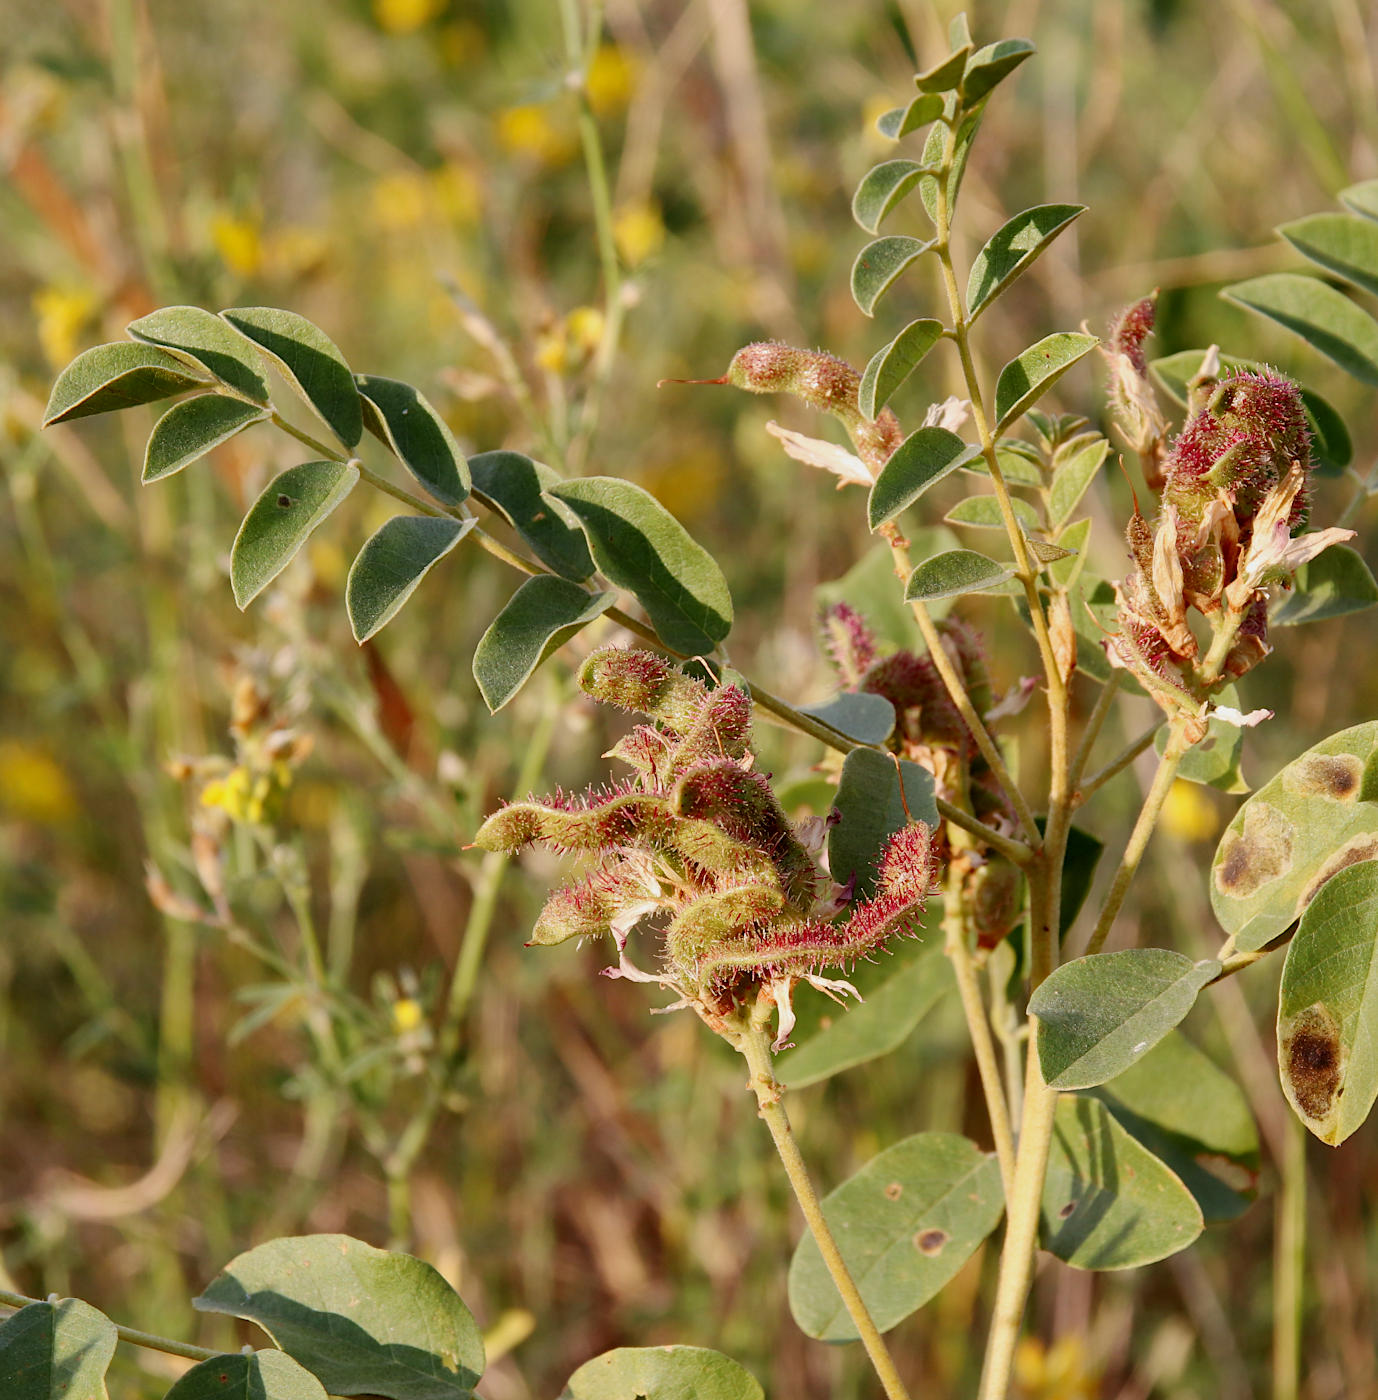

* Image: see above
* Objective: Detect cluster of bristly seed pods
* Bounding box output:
[474,647,937,1046]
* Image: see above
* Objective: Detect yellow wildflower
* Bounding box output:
[1013,1334,1096,1400]
[32,285,98,369]
[372,170,432,233]
[566,306,605,356]
[495,106,577,167]
[585,44,637,116]
[613,200,665,267]
[373,0,442,34]
[0,741,78,825]
[1161,778,1220,843]
[431,162,482,227]
[265,225,330,280]
[211,214,264,279]
[391,997,425,1034]
[534,325,567,375]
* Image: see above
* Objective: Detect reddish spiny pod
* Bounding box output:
[577,646,707,732]
[818,602,879,689]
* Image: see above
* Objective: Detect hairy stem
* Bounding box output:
[1273,1112,1308,1400]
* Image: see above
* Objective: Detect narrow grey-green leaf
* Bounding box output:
[473,576,614,712]
[347,516,473,643]
[798,691,896,745]
[222,307,362,447]
[876,93,944,140]
[868,427,980,528]
[0,1298,117,1400]
[944,494,1037,532]
[980,441,1043,487]
[1049,517,1091,588]
[547,477,733,655]
[1277,860,1378,1144]
[828,747,937,899]
[1278,212,1378,297]
[967,204,1084,320]
[559,1347,762,1400]
[914,45,970,93]
[776,945,952,1088]
[948,12,971,47]
[1041,1096,1204,1269]
[994,332,1099,432]
[1048,436,1108,529]
[1339,179,1378,222]
[42,341,209,425]
[859,318,944,420]
[851,236,933,316]
[1272,545,1378,626]
[1224,273,1378,385]
[356,375,469,505]
[919,107,981,224]
[231,461,359,609]
[1031,949,1221,1090]
[143,394,268,483]
[852,160,934,235]
[960,38,1035,104]
[194,1234,484,1400]
[164,1350,329,1400]
[127,305,269,402]
[788,1134,1004,1340]
[905,549,1014,601]
[468,451,593,580]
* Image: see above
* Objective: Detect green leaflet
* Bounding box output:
[468,451,594,581]
[42,341,210,425]
[0,1298,117,1400]
[1224,273,1378,385]
[357,374,470,505]
[868,427,981,529]
[993,332,1099,432]
[828,747,938,899]
[164,1351,329,1400]
[1278,211,1378,298]
[858,318,945,420]
[797,691,896,745]
[143,394,268,483]
[1272,545,1378,626]
[851,236,933,316]
[127,305,269,403]
[905,549,1015,601]
[559,1347,762,1400]
[967,203,1084,320]
[346,515,475,643]
[852,159,935,234]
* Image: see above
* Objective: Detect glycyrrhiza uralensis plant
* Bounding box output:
[20,10,1378,1400]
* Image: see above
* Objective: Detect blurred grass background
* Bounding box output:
[2,0,1377,1396]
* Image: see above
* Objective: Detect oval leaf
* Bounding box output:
[231,461,360,609]
[967,204,1084,320]
[1339,179,1378,222]
[1030,949,1221,1090]
[797,691,896,745]
[473,576,615,712]
[0,1299,117,1400]
[222,307,362,448]
[905,549,1015,601]
[1047,436,1108,528]
[1211,721,1378,952]
[1041,1096,1204,1269]
[468,451,594,581]
[1272,544,1378,626]
[851,236,933,317]
[357,375,469,505]
[877,93,944,140]
[960,38,1035,104]
[1278,861,1378,1144]
[347,515,474,643]
[1224,273,1378,385]
[560,1347,762,1400]
[918,108,981,223]
[1278,211,1378,297]
[994,332,1098,432]
[143,394,268,483]
[788,1133,1004,1340]
[194,1234,484,1399]
[546,477,733,655]
[944,494,1038,532]
[127,306,269,403]
[165,1351,329,1400]
[868,427,981,529]
[828,747,938,899]
[859,318,945,420]
[914,46,970,94]
[852,160,933,235]
[43,341,210,425]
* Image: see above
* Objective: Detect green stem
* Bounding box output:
[1273,1112,1307,1400]
[1076,722,1161,805]
[0,1291,219,1363]
[1067,670,1123,790]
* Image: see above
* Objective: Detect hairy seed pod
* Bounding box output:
[664,885,789,968]
[577,647,707,732]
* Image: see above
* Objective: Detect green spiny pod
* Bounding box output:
[529,877,618,947]
[668,684,753,775]
[670,816,781,883]
[577,646,707,733]
[663,884,788,969]
[474,790,675,854]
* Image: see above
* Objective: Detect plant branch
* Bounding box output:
[1075,721,1161,804]
[0,1291,220,1363]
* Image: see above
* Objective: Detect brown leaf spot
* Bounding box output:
[884,1182,903,1201]
[1215,802,1294,897]
[1298,835,1378,910]
[1058,1201,1077,1219]
[1280,1002,1343,1122]
[277,493,295,508]
[1285,753,1363,802]
[914,1228,948,1256]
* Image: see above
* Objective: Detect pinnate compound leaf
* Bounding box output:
[346,516,474,643]
[164,1350,329,1400]
[1272,545,1378,626]
[559,1347,762,1400]
[231,461,359,609]
[944,494,1037,532]
[0,1298,117,1400]
[852,236,932,316]
[828,747,937,899]
[960,38,1035,104]
[905,549,1014,601]
[967,204,1084,319]
[127,306,269,403]
[473,576,615,712]
[43,341,210,425]
[868,427,980,528]
[798,691,896,745]
[1041,1096,1203,1269]
[547,477,733,655]
[1048,436,1108,528]
[914,45,970,94]
[1031,949,1221,1090]
[194,1234,484,1399]
[143,395,268,483]
[222,307,362,447]
[1278,212,1378,297]
[994,332,1098,432]
[468,451,594,580]
[357,375,469,505]
[1211,721,1378,953]
[852,160,933,235]
[1224,273,1378,385]
[1277,861,1378,1144]
[876,93,944,140]
[859,318,944,420]
[788,1133,1004,1341]
[1340,179,1378,222]
[919,108,981,224]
